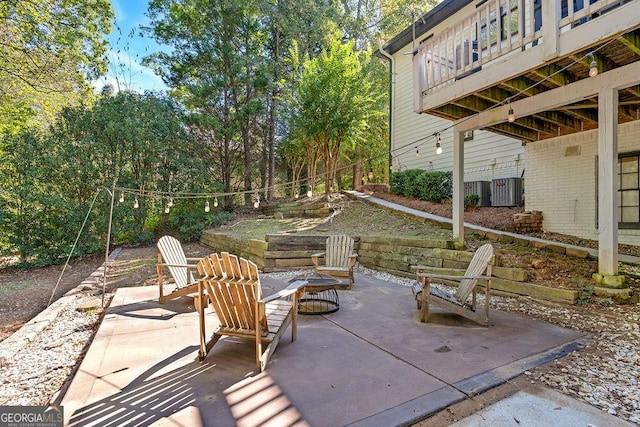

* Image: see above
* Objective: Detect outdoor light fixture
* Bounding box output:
[435,134,443,154]
[307,188,313,198]
[588,53,598,77]
[205,200,210,212]
[133,198,139,209]
[508,106,515,122]
[213,197,218,207]
[415,146,420,156]
[119,192,125,203]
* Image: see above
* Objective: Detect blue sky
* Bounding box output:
[94,0,169,93]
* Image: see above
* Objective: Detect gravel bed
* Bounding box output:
[1,267,638,426]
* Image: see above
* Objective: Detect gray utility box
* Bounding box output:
[463,181,491,206]
[492,178,524,207]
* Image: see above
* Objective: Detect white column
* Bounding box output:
[452,127,464,243]
[542,0,560,61]
[598,88,619,275]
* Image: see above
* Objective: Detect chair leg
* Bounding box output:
[420,278,430,322]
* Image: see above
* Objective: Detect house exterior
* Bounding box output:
[380,0,640,282]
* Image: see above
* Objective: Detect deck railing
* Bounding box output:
[413,0,630,106]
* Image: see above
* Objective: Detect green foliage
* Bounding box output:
[0,0,113,134]
[166,202,235,242]
[0,91,215,267]
[390,170,453,203]
[577,281,595,305]
[464,194,480,210]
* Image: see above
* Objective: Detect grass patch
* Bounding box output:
[0,281,34,293]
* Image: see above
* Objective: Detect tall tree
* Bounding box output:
[0,0,113,134]
[288,36,386,196]
[146,0,269,207]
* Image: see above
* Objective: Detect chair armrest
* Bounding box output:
[311,252,325,266]
[185,257,201,262]
[417,273,492,281]
[348,254,357,267]
[414,265,466,274]
[158,262,198,269]
[262,280,307,303]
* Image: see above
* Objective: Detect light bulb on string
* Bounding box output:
[294,191,299,199]
[435,134,443,154]
[507,97,516,123]
[119,192,125,203]
[164,205,170,214]
[307,188,313,198]
[415,146,420,157]
[588,53,598,77]
[253,191,260,209]
[213,197,218,208]
[205,200,210,212]
[133,198,139,209]
[167,197,174,208]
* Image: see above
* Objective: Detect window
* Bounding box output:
[618,154,640,227]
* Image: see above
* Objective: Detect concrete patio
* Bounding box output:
[62,272,590,426]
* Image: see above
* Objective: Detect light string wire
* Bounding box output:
[47,188,102,307]
[106,35,625,202]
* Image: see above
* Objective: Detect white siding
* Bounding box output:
[390,40,525,185]
[525,120,640,245]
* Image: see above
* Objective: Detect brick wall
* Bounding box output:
[525,120,640,245]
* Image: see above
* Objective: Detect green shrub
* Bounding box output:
[464,194,480,209]
[391,169,452,203]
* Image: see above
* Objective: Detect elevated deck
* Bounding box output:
[412,0,640,142]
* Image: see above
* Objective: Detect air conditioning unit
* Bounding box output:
[492,178,524,207]
[455,40,478,68]
[464,181,491,207]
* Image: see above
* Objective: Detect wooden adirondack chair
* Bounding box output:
[196,252,305,371]
[413,243,494,326]
[157,235,201,304]
[311,235,357,289]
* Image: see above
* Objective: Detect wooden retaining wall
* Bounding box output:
[199,231,578,303]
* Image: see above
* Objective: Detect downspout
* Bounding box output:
[378,39,394,179]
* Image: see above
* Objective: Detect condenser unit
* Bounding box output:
[492,178,523,207]
[464,181,491,207]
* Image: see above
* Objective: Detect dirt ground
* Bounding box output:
[0,193,638,342]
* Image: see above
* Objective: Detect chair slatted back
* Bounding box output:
[158,235,194,289]
[326,235,354,268]
[197,252,265,334]
[454,244,494,302]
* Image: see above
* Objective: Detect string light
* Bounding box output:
[204,200,210,212]
[588,53,598,77]
[167,197,174,208]
[253,191,260,209]
[507,98,516,123]
[164,204,170,214]
[415,146,420,156]
[133,198,139,209]
[435,134,443,154]
[213,197,218,207]
[307,188,313,198]
[294,191,299,199]
[119,192,124,203]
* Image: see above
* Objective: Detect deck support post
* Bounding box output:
[452,127,464,244]
[597,88,619,277]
